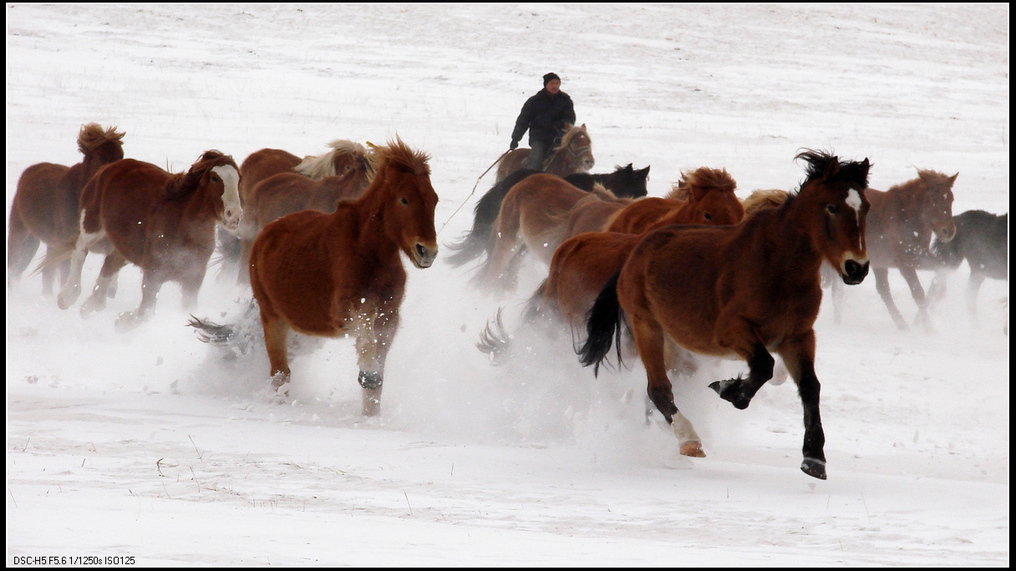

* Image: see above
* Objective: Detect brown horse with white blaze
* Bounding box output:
[578,150,871,480]
[248,138,439,416]
[8,123,125,294]
[57,150,241,331]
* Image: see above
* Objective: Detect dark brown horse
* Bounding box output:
[865,169,957,330]
[8,123,125,295]
[494,123,594,183]
[248,138,438,416]
[233,154,374,285]
[929,209,1008,324]
[216,140,375,281]
[578,150,871,480]
[444,163,649,268]
[56,151,241,331]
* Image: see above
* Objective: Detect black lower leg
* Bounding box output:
[358,370,383,390]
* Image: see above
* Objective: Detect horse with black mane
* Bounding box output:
[578,150,871,480]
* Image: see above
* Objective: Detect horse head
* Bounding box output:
[376,138,439,268]
[190,150,242,232]
[795,149,871,285]
[678,166,744,225]
[917,169,958,243]
[553,123,594,173]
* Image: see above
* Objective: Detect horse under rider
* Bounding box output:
[509,72,576,171]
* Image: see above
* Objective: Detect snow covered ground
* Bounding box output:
[6,3,1008,566]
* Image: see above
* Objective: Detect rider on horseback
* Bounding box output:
[509,72,576,171]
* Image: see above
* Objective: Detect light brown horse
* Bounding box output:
[56,151,242,331]
[471,174,621,294]
[494,124,594,183]
[579,150,871,480]
[248,138,438,416]
[216,140,375,281]
[233,153,374,285]
[8,123,125,295]
[604,167,744,234]
[864,169,957,330]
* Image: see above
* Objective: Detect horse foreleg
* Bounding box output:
[629,316,703,457]
[355,310,400,417]
[873,266,908,330]
[708,342,774,410]
[966,272,986,322]
[777,336,827,480]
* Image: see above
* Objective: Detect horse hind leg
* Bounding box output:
[897,266,934,332]
[260,314,292,395]
[873,266,909,330]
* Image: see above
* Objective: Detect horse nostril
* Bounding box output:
[416,244,427,258]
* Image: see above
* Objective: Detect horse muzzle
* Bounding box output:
[841,259,869,285]
[412,243,438,268]
[936,223,957,243]
[221,208,242,232]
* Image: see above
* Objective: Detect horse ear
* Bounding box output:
[822,155,841,179]
[949,172,959,184]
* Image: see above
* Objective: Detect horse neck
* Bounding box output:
[545,142,584,176]
[315,174,363,208]
[345,170,402,258]
[67,154,109,190]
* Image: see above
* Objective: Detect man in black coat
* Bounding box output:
[509,72,576,171]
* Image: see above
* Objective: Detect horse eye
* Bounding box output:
[211,175,221,183]
[704,212,712,221]
[827,204,838,214]
[400,197,409,205]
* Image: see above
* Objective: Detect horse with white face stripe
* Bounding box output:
[56,150,241,331]
[579,149,871,480]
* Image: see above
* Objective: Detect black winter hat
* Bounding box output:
[543,72,561,86]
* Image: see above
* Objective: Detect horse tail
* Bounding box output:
[577,270,625,376]
[476,307,512,365]
[29,246,75,278]
[187,299,261,356]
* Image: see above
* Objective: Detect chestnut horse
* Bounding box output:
[477,173,746,365]
[864,169,957,330]
[562,167,743,241]
[8,123,125,294]
[578,150,871,480]
[604,167,744,234]
[233,152,374,285]
[248,138,438,416]
[444,163,649,268]
[216,140,374,281]
[56,151,241,331]
[494,123,594,183]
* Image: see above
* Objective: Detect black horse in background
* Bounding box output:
[929,209,1008,330]
[444,164,650,267]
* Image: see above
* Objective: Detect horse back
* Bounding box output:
[83,159,169,261]
[13,162,78,243]
[239,148,302,203]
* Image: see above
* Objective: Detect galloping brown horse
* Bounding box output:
[579,150,871,480]
[494,123,594,183]
[216,140,374,281]
[233,153,374,285]
[248,138,438,416]
[865,169,957,330]
[604,167,744,234]
[8,123,125,294]
[57,151,241,331]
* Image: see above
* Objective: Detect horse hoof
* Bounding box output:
[801,458,827,480]
[708,379,733,396]
[680,441,706,458]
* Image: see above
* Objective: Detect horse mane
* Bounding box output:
[375,137,431,176]
[167,150,238,200]
[794,149,871,199]
[742,189,789,217]
[294,139,369,179]
[552,124,587,153]
[77,123,125,154]
[667,167,737,200]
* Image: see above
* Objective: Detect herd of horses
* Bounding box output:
[8,122,1008,480]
